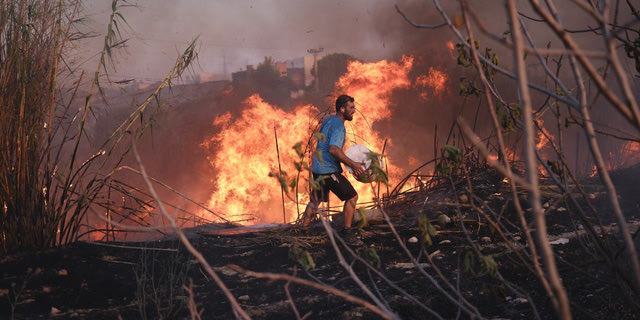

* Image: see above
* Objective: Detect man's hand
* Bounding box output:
[329,145,366,175]
[349,160,366,177]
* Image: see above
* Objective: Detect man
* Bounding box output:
[303,94,365,242]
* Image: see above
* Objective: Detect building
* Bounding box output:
[230,54,319,98]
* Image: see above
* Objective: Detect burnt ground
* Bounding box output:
[2,166,640,319]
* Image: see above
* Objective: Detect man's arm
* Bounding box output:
[329,145,365,176]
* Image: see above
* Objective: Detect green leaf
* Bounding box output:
[427,222,436,237]
[366,153,388,185]
[289,245,315,271]
[310,175,328,191]
[501,113,513,132]
[363,247,381,268]
[464,251,474,274]
[418,215,434,246]
[315,149,324,164]
[309,179,321,191]
[481,255,498,277]
[443,145,462,163]
[356,207,367,229]
[435,163,451,175]
[292,142,304,157]
[289,178,298,191]
[437,214,449,227]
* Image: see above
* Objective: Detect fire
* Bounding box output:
[589,141,640,177]
[415,67,449,99]
[201,95,317,224]
[446,41,456,58]
[609,141,640,169]
[201,55,450,225]
[535,118,554,150]
[336,55,414,121]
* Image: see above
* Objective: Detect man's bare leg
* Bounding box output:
[342,194,358,228]
[302,202,319,228]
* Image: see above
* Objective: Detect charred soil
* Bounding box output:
[2,167,640,319]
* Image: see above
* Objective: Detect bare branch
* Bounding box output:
[508,1,572,318]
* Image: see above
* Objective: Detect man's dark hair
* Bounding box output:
[335,94,354,113]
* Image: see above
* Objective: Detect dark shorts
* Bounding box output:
[310,172,358,203]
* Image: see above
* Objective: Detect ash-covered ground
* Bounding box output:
[2,165,640,319]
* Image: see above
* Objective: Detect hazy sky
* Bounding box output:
[77,0,629,83]
[79,0,438,81]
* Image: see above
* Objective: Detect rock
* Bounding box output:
[490,193,504,200]
[215,266,238,276]
[352,208,384,225]
[510,297,528,304]
[438,214,451,225]
[391,262,430,269]
[549,238,569,245]
[408,236,418,243]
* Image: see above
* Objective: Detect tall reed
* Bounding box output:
[0,0,198,255]
[0,0,74,254]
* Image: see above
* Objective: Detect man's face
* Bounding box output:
[341,101,356,121]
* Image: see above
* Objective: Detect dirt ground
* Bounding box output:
[2,168,640,319]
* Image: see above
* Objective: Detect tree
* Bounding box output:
[233,56,294,107]
[309,53,360,95]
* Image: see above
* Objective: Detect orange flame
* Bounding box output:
[535,119,554,150]
[415,67,449,99]
[608,141,640,169]
[201,95,317,224]
[589,141,640,177]
[446,41,456,59]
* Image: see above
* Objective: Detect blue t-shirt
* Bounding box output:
[312,115,345,174]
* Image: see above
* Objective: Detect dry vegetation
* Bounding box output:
[0,0,198,254]
[2,0,640,319]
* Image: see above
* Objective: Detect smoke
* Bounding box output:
[79,1,517,79]
[80,0,413,80]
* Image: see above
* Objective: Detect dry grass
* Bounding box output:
[0,0,198,256]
